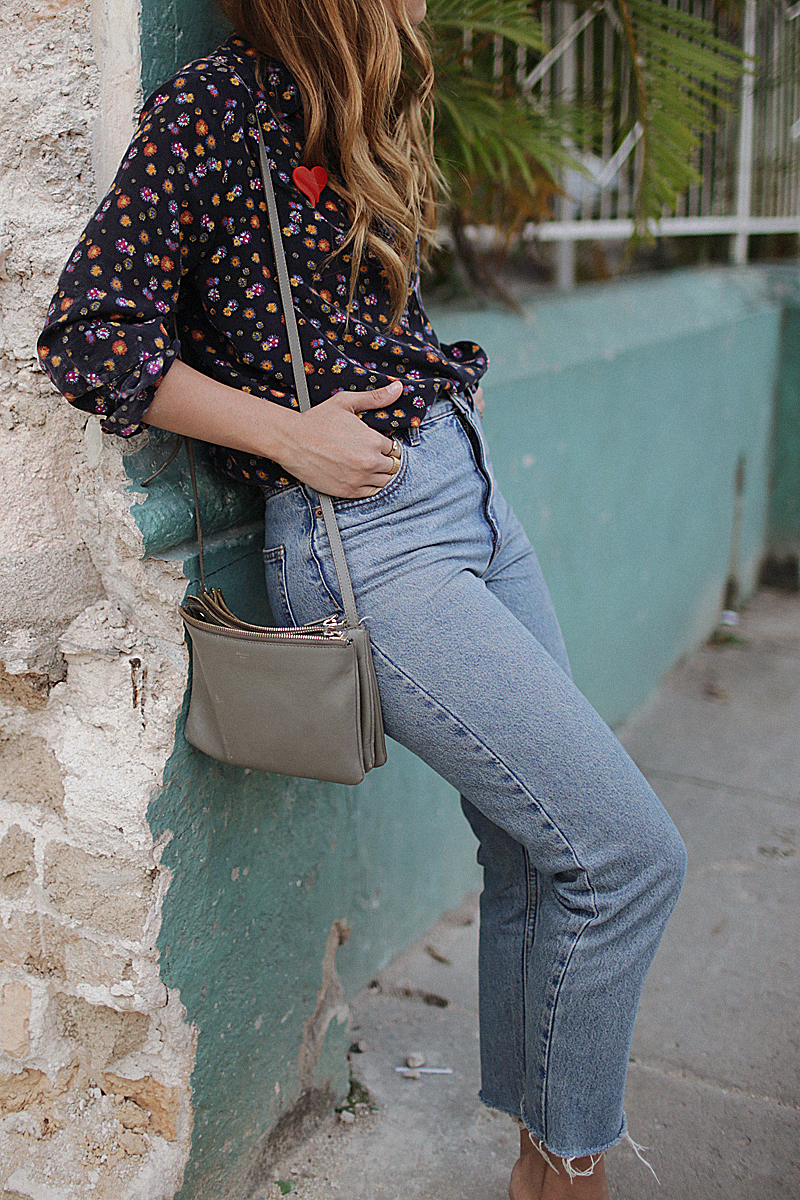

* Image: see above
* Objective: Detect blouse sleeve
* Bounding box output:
[37,71,228,435]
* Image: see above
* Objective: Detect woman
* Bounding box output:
[38,0,686,1195]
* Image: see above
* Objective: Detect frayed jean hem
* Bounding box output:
[482,1094,633,1166]
[488,1095,659,1183]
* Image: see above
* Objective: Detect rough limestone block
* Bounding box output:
[43,841,154,939]
[54,993,149,1071]
[0,663,55,712]
[0,733,65,812]
[13,914,66,981]
[0,1062,80,1115]
[62,931,132,993]
[101,1072,181,1140]
[0,1068,51,1115]
[0,911,143,993]
[0,0,194,1196]
[0,982,31,1058]
[0,917,36,976]
[0,825,36,896]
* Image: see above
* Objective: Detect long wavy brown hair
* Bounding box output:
[216,0,442,322]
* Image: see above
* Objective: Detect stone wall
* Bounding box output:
[0,2,196,1196]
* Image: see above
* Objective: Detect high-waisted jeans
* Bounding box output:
[260,393,687,1161]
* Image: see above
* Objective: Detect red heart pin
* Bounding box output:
[292,165,327,206]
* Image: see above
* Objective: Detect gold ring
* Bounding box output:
[384,437,402,462]
[389,455,401,476]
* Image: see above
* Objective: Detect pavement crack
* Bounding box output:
[636,766,799,808]
[628,1058,800,1111]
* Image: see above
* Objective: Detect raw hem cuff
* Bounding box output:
[479,1091,656,1179]
[517,1110,628,1162]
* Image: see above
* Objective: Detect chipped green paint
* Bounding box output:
[148,679,475,1200]
[125,430,264,558]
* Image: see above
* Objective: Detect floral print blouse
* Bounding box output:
[37,34,488,490]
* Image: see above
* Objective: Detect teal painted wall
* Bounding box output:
[149,713,472,1200]
[140,0,232,99]
[767,276,800,563]
[130,430,264,559]
[430,267,784,726]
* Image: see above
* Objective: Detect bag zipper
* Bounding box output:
[180,606,349,642]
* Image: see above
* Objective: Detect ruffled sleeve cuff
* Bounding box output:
[97,334,181,435]
[37,329,181,438]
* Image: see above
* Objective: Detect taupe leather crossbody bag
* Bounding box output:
[178,127,387,784]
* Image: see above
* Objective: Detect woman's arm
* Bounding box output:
[145,359,402,497]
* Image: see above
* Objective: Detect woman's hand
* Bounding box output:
[144,362,484,498]
[279,381,485,492]
[278,381,402,497]
[143,362,401,497]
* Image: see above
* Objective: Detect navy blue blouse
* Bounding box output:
[37,34,488,489]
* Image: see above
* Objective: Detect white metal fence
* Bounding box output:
[507,0,800,288]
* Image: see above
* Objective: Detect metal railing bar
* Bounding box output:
[733,0,758,263]
[462,27,472,74]
[600,16,614,220]
[602,0,623,36]
[542,3,552,104]
[581,12,594,220]
[523,2,602,93]
[526,214,800,240]
[777,10,789,216]
[555,1,578,289]
[591,122,644,189]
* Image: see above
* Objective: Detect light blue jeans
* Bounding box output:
[261,393,686,1161]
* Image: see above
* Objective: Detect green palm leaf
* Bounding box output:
[614,0,742,222]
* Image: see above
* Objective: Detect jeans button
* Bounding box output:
[315,507,323,518]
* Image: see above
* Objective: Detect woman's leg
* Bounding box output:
[262,400,687,1168]
[458,483,574,1140]
[511,1126,609,1200]
[465,496,615,1199]
[365,553,686,1159]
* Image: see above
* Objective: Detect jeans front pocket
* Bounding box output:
[331,439,408,513]
[262,544,296,628]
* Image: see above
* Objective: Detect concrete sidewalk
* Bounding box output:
[256,589,800,1200]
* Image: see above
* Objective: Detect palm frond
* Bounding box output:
[614,0,743,222]
[428,0,570,218]
[425,0,746,299]
[428,0,546,53]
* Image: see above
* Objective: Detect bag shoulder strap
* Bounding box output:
[171,85,362,630]
[254,128,360,629]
